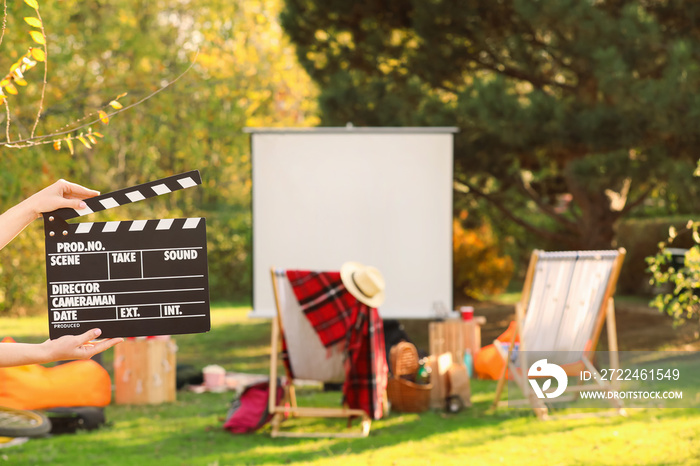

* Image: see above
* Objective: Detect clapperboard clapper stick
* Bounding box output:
[43,170,211,339]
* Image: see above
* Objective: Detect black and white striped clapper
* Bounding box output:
[43,170,210,339]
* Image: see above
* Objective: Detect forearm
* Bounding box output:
[0,341,51,367]
[0,198,40,250]
[0,330,122,367]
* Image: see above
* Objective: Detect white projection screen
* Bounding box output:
[246,127,457,319]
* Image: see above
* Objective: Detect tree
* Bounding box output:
[280,0,700,250]
[0,0,318,314]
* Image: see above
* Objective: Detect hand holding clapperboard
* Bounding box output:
[43,171,211,339]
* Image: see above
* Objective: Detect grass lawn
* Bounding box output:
[1,303,700,465]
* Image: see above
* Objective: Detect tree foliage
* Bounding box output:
[647,205,700,323]
[453,215,513,301]
[0,0,130,153]
[0,0,318,314]
[281,0,700,250]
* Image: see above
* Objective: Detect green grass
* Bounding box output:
[2,304,700,465]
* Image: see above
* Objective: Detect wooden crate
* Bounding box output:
[114,337,177,405]
[428,317,485,409]
[429,317,485,361]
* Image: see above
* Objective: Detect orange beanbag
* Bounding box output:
[0,338,111,410]
[474,321,519,380]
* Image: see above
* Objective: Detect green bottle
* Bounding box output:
[416,358,431,384]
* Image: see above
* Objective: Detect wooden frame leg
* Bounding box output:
[606,298,620,389]
[269,315,280,413]
[493,331,517,409]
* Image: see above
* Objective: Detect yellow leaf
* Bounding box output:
[30,48,45,62]
[29,31,45,45]
[116,92,128,99]
[77,135,92,149]
[65,138,74,155]
[87,134,97,144]
[92,132,104,138]
[23,0,39,10]
[109,100,123,110]
[0,79,9,87]
[4,83,18,95]
[24,17,42,28]
[14,78,27,86]
[53,140,61,151]
[98,110,109,124]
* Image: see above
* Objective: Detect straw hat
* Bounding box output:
[340,261,386,308]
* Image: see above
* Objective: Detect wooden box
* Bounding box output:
[429,317,485,362]
[114,337,177,405]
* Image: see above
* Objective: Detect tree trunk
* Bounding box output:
[577,203,619,250]
[564,167,620,250]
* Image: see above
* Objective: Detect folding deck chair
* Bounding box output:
[268,268,372,438]
[492,249,627,420]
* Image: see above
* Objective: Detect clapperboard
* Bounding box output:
[43,171,210,339]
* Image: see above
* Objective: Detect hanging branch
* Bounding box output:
[3,54,198,150]
[25,0,48,139]
[0,0,197,153]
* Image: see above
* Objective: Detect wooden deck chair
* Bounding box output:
[492,249,627,420]
[268,268,371,438]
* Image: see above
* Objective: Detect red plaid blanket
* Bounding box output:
[286,271,353,347]
[286,270,388,419]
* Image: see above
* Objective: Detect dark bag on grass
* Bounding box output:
[46,407,106,434]
[223,378,284,434]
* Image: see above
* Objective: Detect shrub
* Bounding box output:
[453,218,514,300]
[0,221,47,316]
[615,216,697,296]
[647,220,700,323]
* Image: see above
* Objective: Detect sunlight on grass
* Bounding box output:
[0,303,253,339]
[3,301,700,465]
[209,302,254,324]
[0,315,48,341]
[229,344,274,359]
[485,291,522,305]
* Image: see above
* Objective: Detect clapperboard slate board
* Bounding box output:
[43,171,210,339]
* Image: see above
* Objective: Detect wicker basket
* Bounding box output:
[387,342,432,413]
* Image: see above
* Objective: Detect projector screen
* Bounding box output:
[247,127,456,319]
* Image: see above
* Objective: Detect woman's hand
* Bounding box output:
[40,328,123,363]
[0,179,99,250]
[25,179,100,218]
[0,329,122,368]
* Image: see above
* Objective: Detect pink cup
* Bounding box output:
[202,365,226,391]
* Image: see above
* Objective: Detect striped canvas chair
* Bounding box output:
[492,249,627,419]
